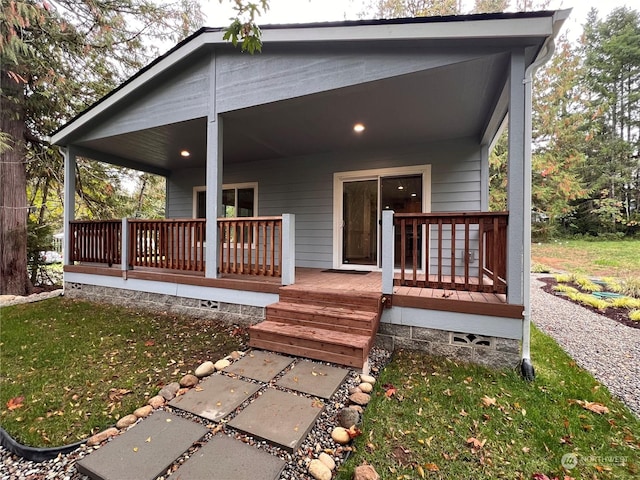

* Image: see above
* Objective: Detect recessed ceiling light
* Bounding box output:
[353,123,365,133]
[397,186,404,190]
[180,150,190,157]
[411,193,417,197]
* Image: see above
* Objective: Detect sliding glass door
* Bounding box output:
[339,171,425,269]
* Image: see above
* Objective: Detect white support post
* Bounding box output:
[62,147,76,266]
[382,210,395,295]
[506,51,526,307]
[205,115,223,278]
[121,218,130,277]
[281,214,296,286]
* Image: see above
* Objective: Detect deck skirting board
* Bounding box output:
[381,308,522,339]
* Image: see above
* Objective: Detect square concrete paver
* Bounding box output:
[276,360,349,399]
[228,388,324,452]
[224,350,294,382]
[169,374,261,422]
[76,411,207,480]
[171,434,286,480]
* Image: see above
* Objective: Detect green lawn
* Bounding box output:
[337,326,640,479]
[532,239,640,278]
[0,297,244,447]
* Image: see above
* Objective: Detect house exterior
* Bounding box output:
[50,10,569,372]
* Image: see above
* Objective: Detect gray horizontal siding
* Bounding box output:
[216,45,500,113]
[79,56,211,141]
[166,137,481,269]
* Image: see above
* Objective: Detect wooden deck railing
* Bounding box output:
[218,216,282,277]
[69,220,122,265]
[129,219,206,271]
[394,212,508,294]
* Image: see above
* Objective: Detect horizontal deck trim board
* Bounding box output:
[392,294,523,319]
[65,265,122,277]
[268,302,377,323]
[127,271,281,294]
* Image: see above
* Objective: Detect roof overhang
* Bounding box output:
[49,10,570,172]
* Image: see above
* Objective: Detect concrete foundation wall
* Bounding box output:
[376,322,521,369]
[64,282,265,326]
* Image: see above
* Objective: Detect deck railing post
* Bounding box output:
[382,210,395,295]
[121,218,131,275]
[281,214,295,285]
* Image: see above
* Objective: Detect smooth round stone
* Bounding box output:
[179,374,199,388]
[358,382,373,393]
[338,407,360,429]
[348,386,362,395]
[349,391,371,406]
[133,405,153,418]
[349,405,364,414]
[331,426,351,444]
[195,361,215,378]
[354,464,380,480]
[87,427,118,446]
[116,414,137,429]
[159,382,180,400]
[214,358,231,371]
[359,374,376,385]
[230,351,243,360]
[319,452,336,471]
[309,459,332,480]
[148,395,165,408]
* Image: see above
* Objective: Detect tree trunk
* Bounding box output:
[0,67,31,295]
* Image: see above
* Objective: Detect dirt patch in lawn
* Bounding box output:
[538,276,640,330]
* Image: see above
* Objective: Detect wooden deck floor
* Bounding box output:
[64,264,523,318]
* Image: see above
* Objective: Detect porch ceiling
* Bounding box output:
[75,53,510,172]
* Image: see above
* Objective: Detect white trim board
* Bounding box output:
[381,307,523,340]
[63,272,278,307]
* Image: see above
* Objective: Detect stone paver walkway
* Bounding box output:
[76,351,351,480]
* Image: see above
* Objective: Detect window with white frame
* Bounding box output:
[193,183,258,219]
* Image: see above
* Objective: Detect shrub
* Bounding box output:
[609,297,640,310]
[567,292,609,311]
[630,310,640,322]
[575,276,602,292]
[553,284,579,294]
[531,262,552,273]
[554,273,574,283]
[619,277,640,298]
[602,277,624,293]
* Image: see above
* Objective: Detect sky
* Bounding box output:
[204,0,640,39]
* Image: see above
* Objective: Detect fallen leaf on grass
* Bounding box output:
[570,399,609,415]
[416,465,425,478]
[347,425,362,439]
[383,383,397,398]
[481,395,496,407]
[424,463,439,471]
[7,396,25,411]
[108,388,132,402]
[144,340,155,347]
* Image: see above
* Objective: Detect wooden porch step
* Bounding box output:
[278,286,382,313]
[266,302,377,336]
[249,321,371,369]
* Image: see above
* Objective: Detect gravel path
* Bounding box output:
[531,275,640,418]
